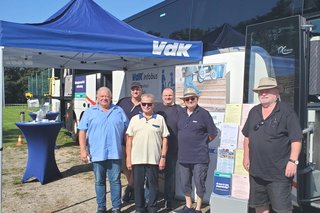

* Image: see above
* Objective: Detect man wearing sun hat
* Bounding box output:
[242,77,303,213]
[175,87,218,213]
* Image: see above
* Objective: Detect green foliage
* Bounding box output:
[3,106,29,145]
[4,67,45,104]
[5,68,28,103]
[3,106,74,147]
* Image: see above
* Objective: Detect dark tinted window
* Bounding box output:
[244,16,303,110]
[310,19,320,33]
[126,0,295,51]
[126,0,193,38]
[304,0,320,15]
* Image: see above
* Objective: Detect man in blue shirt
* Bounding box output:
[176,87,217,213]
[78,87,129,213]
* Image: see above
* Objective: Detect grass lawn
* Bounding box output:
[3,105,74,147]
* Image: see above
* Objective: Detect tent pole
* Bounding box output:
[0,46,4,212]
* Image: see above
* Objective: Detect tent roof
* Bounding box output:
[202,23,245,51]
[0,0,203,70]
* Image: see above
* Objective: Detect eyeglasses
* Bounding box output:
[141,103,153,107]
[185,97,196,102]
[254,120,265,131]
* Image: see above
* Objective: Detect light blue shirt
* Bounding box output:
[78,104,128,162]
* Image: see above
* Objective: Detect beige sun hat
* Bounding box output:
[180,87,200,99]
[253,77,279,92]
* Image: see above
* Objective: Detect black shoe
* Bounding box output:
[174,205,195,213]
[123,186,133,202]
[112,209,121,213]
[164,200,173,210]
[97,209,107,213]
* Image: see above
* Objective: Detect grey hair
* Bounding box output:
[141,93,154,102]
[96,87,112,97]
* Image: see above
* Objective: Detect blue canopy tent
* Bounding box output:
[0,0,203,208]
[0,0,202,70]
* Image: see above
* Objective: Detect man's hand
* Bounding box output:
[126,158,132,171]
[80,150,89,163]
[159,158,165,171]
[243,155,250,171]
[285,161,297,177]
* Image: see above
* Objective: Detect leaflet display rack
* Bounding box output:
[210,104,256,213]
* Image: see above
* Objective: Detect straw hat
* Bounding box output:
[253,77,278,92]
[180,88,200,99]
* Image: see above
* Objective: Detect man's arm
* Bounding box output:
[79,130,89,163]
[285,140,302,177]
[243,137,250,171]
[208,134,216,142]
[159,137,168,170]
[126,135,133,171]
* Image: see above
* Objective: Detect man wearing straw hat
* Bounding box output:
[242,77,303,213]
[176,87,218,213]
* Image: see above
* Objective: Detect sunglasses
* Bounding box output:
[141,103,153,107]
[254,120,265,131]
[185,97,196,102]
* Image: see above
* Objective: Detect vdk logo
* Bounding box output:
[132,73,143,81]
[152,41,192,57]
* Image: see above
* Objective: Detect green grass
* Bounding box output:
[3,106,74,147]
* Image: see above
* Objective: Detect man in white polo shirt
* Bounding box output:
[126,93,169,213]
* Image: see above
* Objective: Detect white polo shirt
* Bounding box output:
[126,113,169,165]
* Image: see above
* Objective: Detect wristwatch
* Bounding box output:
[161,155,166,159]
[289,159,299,165]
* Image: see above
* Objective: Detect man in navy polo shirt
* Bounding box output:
[154,87,181,210]
[176,87,218,213]
[242,77,302,213]
[117,82,143,202]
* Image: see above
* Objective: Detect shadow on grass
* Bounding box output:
[3,128,22,145]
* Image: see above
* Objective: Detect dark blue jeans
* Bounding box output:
[164,154,177,204]
[133,164,159,213]
[92,159,122,211]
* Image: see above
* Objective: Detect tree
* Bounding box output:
[4,68,41,104]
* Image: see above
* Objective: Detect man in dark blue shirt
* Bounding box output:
[176,87,218,213]
[154,87,181,210]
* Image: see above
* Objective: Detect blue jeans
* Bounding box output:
[164,154,177,203]
[92,159,122,210]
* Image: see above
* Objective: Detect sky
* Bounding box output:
[0,0,164,23]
